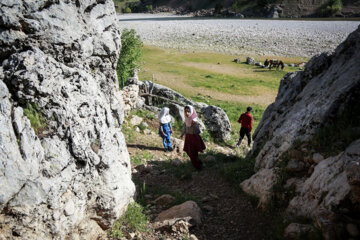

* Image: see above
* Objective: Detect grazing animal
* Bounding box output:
[268,59,284,70]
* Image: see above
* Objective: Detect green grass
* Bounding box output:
[200,149,256,188]
[154,159,195,180]
[110,202,149,238]
[133,177,200,208]
[22,103,47,135]
[130,151,154,166]
[130,109,156,120]
[140,46,301,98]
[122,125,136,143]
[139,46,304,142]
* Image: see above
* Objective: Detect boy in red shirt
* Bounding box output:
[236,107,253,148]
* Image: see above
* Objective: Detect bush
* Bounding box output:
[117,29,143,88]
[124,6,132,13]
[145,4,152,11]
[320,0,343,16]
[110,202,148,238]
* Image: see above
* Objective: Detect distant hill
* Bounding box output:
[114,0,360,18]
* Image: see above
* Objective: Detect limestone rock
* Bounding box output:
[155,201,202,226]
[201,105,231,141]
[190,234,199,240]
[152,218,192,233]
[240,168,278,208]
[246,57,255,65]
[346,223,360,237]
[312,153,324,164]
[130,115,143,126]
[286,158,305,173]
[171,158,183,166]
[284,223,317,240]
[233,58,241,63]
[0,1,135,239]
[171,137,184,155]
[154,194,176,207]
[242,27,360,223]
[204,155,216,163]
[286,141,359,218]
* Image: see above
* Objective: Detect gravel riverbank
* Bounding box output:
[118,14,359,58]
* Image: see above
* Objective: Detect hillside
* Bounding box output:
[115,0,360,17]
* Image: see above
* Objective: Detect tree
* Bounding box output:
[117,29,143,88]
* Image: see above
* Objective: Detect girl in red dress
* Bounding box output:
[180,105,206,170]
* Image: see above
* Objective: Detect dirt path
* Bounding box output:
[128,142,271,240]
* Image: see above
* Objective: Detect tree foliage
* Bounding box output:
[117,29,143,88]
[321,0,343,16]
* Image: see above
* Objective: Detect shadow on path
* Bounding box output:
[127,143,164,152]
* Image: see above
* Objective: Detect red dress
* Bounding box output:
[183,134,206,170]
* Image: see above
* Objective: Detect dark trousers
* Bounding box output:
[237,127,251,147]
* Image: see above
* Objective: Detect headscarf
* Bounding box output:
[159,107,171,124]
[184,105,198,127]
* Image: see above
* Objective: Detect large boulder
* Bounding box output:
[0,1,135,239]
[201,105,231,141]
[155,201,202,226]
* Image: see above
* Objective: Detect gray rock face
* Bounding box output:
[0,1,135,239]
[251,26,360,170]
[284,223,317,240]
[201,105,231,141]
[241,26,360,235]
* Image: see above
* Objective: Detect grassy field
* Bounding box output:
[138,45,307,142]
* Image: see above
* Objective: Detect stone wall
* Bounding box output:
[0,1,135,239]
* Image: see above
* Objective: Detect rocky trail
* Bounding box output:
[123,114,272,240]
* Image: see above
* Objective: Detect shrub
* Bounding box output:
[124,6,132,13]
[145,5,152,11]
[320,0,343,16]
[110,202,148,238]
[22,103,47,135]
[117,29,143,88]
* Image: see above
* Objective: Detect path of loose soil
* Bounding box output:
[128,140,270,240]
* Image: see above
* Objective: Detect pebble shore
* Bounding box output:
[118,13,359,58]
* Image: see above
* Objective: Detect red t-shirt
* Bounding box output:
[238,112,253,132]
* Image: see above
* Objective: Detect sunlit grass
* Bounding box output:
[138,45,307,139]
[139,45,304,103]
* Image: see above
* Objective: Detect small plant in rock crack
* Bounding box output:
[22,102,47,135]
[110,202,149,238]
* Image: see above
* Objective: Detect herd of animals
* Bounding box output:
[232,58,306,70]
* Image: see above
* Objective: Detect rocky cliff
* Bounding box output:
[0,1,135,239]
[241,25,360,238]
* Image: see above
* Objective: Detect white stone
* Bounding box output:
[130,115,143,126]
[312,153,324,164]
